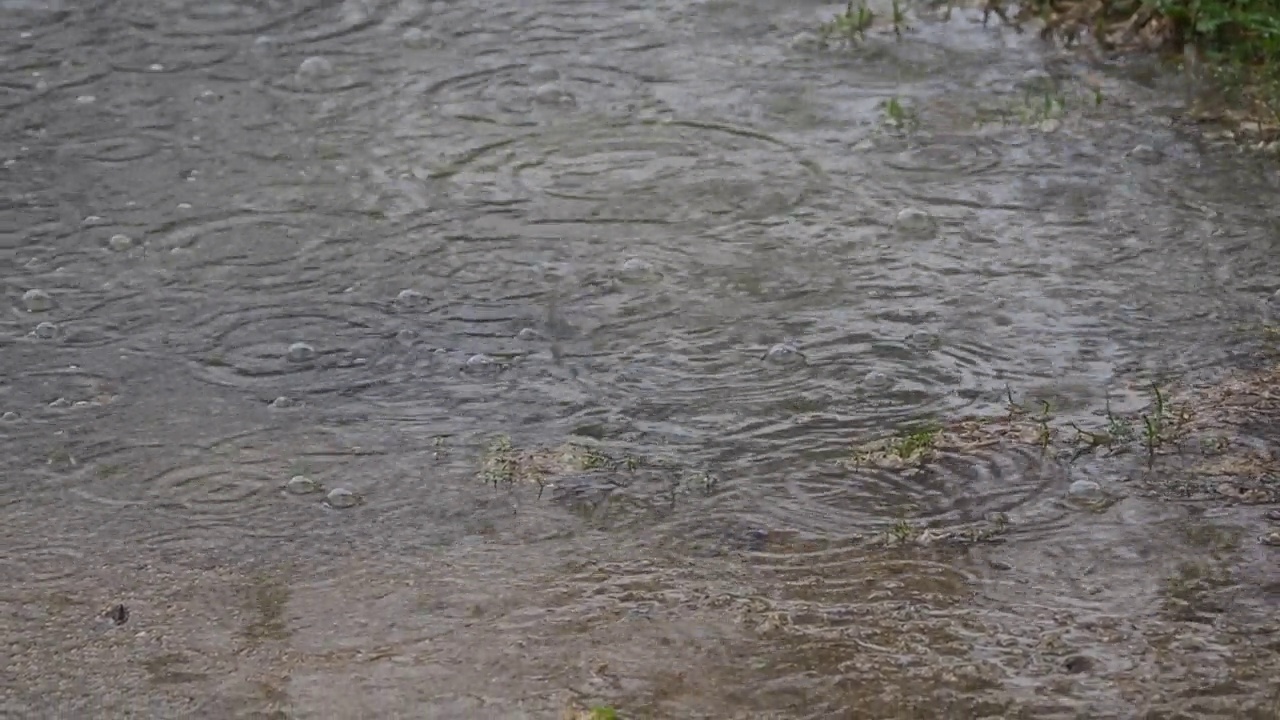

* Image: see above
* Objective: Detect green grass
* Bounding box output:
[1025,0,1280,129]
[891,423,940,459]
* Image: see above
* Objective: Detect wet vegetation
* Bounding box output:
[820,0,1280,140]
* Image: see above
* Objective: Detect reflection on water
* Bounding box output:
[4,0,1280,717]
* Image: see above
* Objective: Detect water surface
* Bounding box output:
[4,1,1280,717]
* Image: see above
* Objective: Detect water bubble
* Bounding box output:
[49,397,71,409]
[533,84,576,106]
[402,27,439,48]
[905,331,940,351]
[148,63,164,72]
[526,64,561,83]
[75,95,96,104]
[33,322,57,339]
[2,411,18,421]
[22,289,53,312]
[463,354,499,373]
[1037,118,1062,133]
[894,207,936,235]
[270,396,297,409]
[325,487,360,509]
[286,342,316,363]
[395,329,419,344]
[516,327,543,341]
[1068,479,1102,501]
[619,257,659,281]
[108,234,133,252]
[862,370,894,390]
[763,343,806,366]
[298,56,334,80]
[286,475,321,495]
[1126,144,1163,164]
[82,215,105,227]
[395,289,424,305]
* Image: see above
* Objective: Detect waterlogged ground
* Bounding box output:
[6,0,1280,717]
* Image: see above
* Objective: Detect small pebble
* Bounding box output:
[286,342,316,363]
[298,56,333,79]
[1037,118,1062,133]
[1261,531,1280,547]
[108,234,133,252]
[325,487,359,509]
[763,343,806,366]
[1,411,18,421]
[516,327,543,341]
[894,207,936,235]
[75,95,96,104]
[73,400,90,408]
[22,289,53,312]
[82,215,105,226]
[1265,508,1280,523]
[286,475,320,495]
[33,321,57,339]
[1068,479,1103,500]
[48,397,71,408]
[104,603,129,626]
[270,396,297,409]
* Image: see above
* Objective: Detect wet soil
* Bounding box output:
[5,0,1280,718]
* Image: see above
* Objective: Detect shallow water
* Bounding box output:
[5,1,1280,717]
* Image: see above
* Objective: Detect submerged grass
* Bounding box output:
[847,374,1268,498]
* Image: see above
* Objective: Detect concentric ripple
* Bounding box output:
[434,119,824,225]
[0,543,84,588]
[732,438,1071,541]
[151,211,361,292]
[178,302,401,395]
[119,0,392,44]
[869,132,1006,179]
[421,59,670,124]
[55,432,361,551]
[56,133,164,164]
